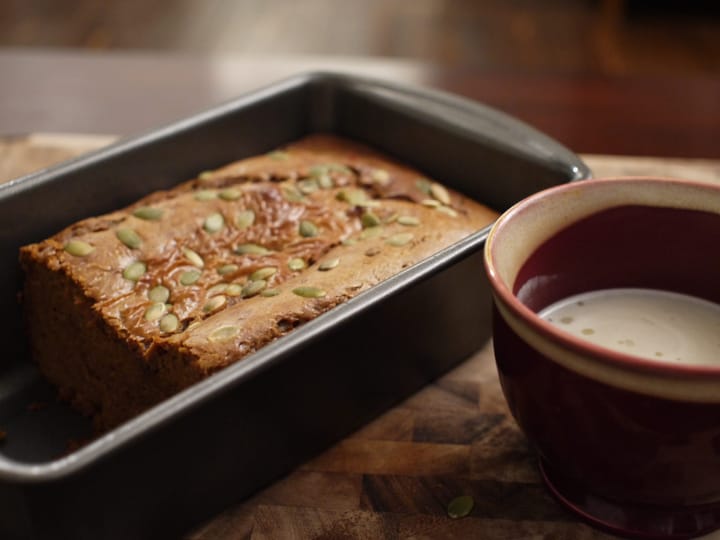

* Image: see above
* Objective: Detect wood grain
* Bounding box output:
[5,134,720,539]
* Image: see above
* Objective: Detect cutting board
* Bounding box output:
[4,134,720,540]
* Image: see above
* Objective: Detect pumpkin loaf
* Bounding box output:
[20,134,498,431]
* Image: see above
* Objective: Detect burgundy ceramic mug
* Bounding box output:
[484,178,720,539]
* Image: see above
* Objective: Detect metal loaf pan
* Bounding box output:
[0,72,589,539]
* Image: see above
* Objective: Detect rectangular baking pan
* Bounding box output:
[0,72,589,539]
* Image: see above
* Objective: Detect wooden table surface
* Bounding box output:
[2,51,719,539]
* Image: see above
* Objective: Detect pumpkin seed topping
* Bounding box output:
[318,258,340,271]
[416,178,432,195]
[203,212,225,233]
[207,283,228,297]
[387,233,414,247]
[198,171,214,181]
[123,261,147,281]
[159,313,179,333]
[299,220,319,238]
[268,150,289,161]
[430,183,451,205]
[317,174,334,189]
[194,190,217,201]
[437,206,459,218]
[447,495,474,519]
[360,226,383,240]
[250,267,278,281]
[282,185,304,203]
[242,279,267,298]
[235,209,256,229]
[298,178,319,194]
[116,228,142,249]
[148,285,170,303]
[234,243,271,256]
[182,247,204,268]
[397,216,420,226]
[204,295,227,313]
[217,264,239,276]
[261,288,280,297]
[292,286,326,298]
[370,168,391,185]
[288,258,306,271]
[180,270,201,286]
[64,240,94,257]
[336,188,367,206]
[219,188,241,201]
[144,302,166,322]
[225,283,243,297]
[209,325,239,343]
[133,206,164,220]
[361,211,381,228]
[420,198,441,208]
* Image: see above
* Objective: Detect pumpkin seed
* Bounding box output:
[148,285,170,303]
[182,247,204,268]
[282,185,304,203]
[194,190,217,201]
[384,212,399,224]
[361,211,381,228]
[116,228,142,249]
[180,270,201,285]
[397,216,420,227]
[123,261,147,281]
[420,198,441,208]
[159,313,179,333]
[387,233,414,247]
[144,302,166,322]
[234,243,271,256]
[203,295,227,313]
[217,264,238,276]
[261,288,280,297]
[437,206,459,218]
[447,495,474,519]
[288,258,306,271]
[225,283,243,297]
[235,209,255,229]
[250,266,277,281]
[64,240,94,257]
[317,174,334,189]
[299,220,318,237]
[209,325,238,342]
[298,178,319,194]
[360,226,383,240]
[318,258,339,271]
[370,168,390,185]
[203,212,225,233]
[268,150,289,161]
[207,283,228,296]
[292,286,326,298]
[198,171,214,181]
[336,189,367,206]
[242,279,267,298]
[430,182,451,205]
[219,188,241,201]
[416,178,432,194]
[133,206,163,220]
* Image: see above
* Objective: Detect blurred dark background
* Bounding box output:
[1,0,719,75]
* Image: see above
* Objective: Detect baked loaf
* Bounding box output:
[20,134,498,430]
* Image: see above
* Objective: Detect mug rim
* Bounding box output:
[485,176,720,379]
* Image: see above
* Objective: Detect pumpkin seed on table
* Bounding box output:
[133,206,164,220]
[217,264,239,276]
[234,243,271,256]
[148,285,170,303]
[219,188,241,201]
[203,295,227,313]
[182,247,204,268]
[235,210,255,229]
[250,267,277,281]
[194,190,217,201]
[387,233,414,247]
[242,279,267,298]
[159,313,179,333]
[430,182,451,205]
[180,269,201,285]
[144,302,166,322]
[203,212,225,233]
[397,216,420,227]
[447,495,474,519]
[123,261,147,281]
[288,258,306,271]
[116,228,142,249]
[318,258,339,271]
[299,220,319,238]
[64,240,94,257]
[292,286,326,298]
